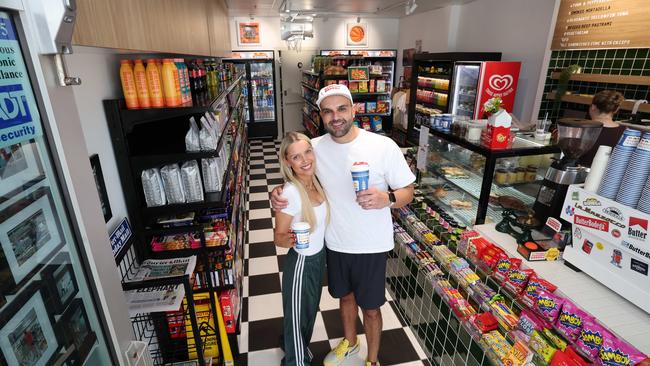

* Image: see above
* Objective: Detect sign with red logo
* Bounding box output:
[475,62,521,119]
[574,215,609,232]
[629,217,648,241]
[612,229,621,238]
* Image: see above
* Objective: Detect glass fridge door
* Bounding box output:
[451,64,480,118]
[0,11,111,365]
[250,62,275,122]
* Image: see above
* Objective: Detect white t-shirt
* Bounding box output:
[312,129,416,254]
[280,182,327,256]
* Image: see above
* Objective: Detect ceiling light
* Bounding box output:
[311,13,316,17]
[405,0,418,15]
[285,9,290,13]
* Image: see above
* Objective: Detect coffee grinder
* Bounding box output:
[533,119,603,224]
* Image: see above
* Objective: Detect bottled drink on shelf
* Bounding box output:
[133,59,150,108]
[196,59,207,92]
[120,60,139,109]
[145,59,164,108]
[174,59,189,104]
[161,59,181,107]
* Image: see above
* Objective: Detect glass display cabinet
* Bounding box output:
[417,129,561,227]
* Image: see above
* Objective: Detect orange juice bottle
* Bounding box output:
[162,59,180,107]
[133,59,150,108]
[146,59,164,107]
[156,59,164,90]
[119,60,139,109]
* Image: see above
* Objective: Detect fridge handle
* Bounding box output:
[54,53,81,86]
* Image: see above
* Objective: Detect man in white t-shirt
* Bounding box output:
[272,84,415,366]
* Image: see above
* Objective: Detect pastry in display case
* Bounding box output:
[417,128,561,227]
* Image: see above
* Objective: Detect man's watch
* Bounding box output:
[388,191,396,207]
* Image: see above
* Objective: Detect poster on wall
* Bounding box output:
[552,0,650,50]
[237,22,261,46]
[0,14,42,149]
[346,23,368,47]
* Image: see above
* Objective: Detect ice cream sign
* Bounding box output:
[487,74,515,97]
[0,14,41,148]
[476,61,521,119]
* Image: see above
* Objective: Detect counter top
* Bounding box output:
[474,223,650,355]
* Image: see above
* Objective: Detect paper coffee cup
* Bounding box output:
[292,222,310,249]
[351,162,370,192]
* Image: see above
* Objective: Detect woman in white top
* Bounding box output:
[274,132,329,366]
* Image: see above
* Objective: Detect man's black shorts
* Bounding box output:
[326,248,388,310]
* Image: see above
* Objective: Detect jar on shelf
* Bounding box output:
[525,166,538,182]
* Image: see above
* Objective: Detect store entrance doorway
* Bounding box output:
[279,49,317,136]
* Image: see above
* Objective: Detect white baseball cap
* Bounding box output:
[316,84,353,109]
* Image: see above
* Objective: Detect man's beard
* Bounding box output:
[324,118,353,138]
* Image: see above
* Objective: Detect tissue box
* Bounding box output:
[484,110,511,149]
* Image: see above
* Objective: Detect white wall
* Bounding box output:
[228,16,399,51]
[453,0,557,121]
[67,46,127,233]
[396,6,455,82]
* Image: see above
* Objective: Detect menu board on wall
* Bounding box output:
[552,0,650,50]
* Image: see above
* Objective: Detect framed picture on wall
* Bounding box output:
[0,140,44,202]
[0,187,64,294]
[41,252,78,315]
[237,21,261,46]
[346,23,368,47]
[0,281,60,366]
[89,154,112,222]
[56,299,96,364]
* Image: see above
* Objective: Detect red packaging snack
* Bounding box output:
[521,275,558,308]
[556,300,588,343]
[564,346,590,366]
[535,289,565,324]
[504,268,535,294]
[480,245,506,269]
[575,318,611,362]
[494,257,521,283]
[597,337,647,366]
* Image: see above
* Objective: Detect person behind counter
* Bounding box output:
[579,90,626,166]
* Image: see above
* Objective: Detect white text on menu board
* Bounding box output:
[0,13,41,149]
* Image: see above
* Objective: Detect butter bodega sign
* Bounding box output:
[0,13,41,149]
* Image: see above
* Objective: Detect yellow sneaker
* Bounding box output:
[323,337,360,366]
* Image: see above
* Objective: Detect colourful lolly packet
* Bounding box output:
[597,337,647,366]
[575,318,611,362]
[504,268,535,295]
[517,309,546,338]
[520,275,558,308]
[494,257,521,283]
[535,289,565,324]
[555,300,588,343]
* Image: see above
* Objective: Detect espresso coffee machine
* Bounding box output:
[533,119,603,224]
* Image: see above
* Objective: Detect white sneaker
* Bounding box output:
[323,337,360,366]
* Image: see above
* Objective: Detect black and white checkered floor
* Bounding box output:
[238,139,430,366]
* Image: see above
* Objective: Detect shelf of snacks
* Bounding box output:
[390,204,650,366]
[302,69,319,77]
[301,82,319,92]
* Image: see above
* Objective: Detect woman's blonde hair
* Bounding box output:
[279,132,329,232]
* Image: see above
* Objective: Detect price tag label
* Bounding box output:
[417,126,429,171]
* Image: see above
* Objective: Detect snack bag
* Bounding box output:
[521,275,558,308]
[517,309,546,338]
[504,268,535,294]
[502,340,531,366]
[564,346,590,366]
[529,330,558,364]
[556,300,588,343]
[575,318,610,362]
[544,328,568,351]
[597,337,647,366]
[186,116,200,152]
[494,257,521,283]
[535,289,565,324]
[366,102,377,113]
[348,81,359,92]
[358,81,369,93]
[354,102,366,114]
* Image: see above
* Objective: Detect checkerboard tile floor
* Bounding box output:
[238,140,430,366]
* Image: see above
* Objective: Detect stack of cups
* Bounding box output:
[597,128,642,199]
[583,146,612,192]
[637,178,650,214]
[615,132,650,208]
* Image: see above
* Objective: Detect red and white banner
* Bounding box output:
[475,61,521,119]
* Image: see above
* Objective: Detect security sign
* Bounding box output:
[0,13,42,148]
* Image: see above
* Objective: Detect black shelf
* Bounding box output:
[350,92,390,97]
[417,86,450,94]
[416,101,446,110]
[301,82,319,92]
[302,70,319,77]
[355,113,391,117]
[323,74,348,79]
[119,74,244,130]
[302,96,318,110]
[303,112,320,133]
[427,128,561,159]
[418,72,450,79]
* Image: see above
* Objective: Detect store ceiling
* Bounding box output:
[225,0,476,18]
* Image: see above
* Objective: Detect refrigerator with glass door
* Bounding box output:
[225,51,278,139]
